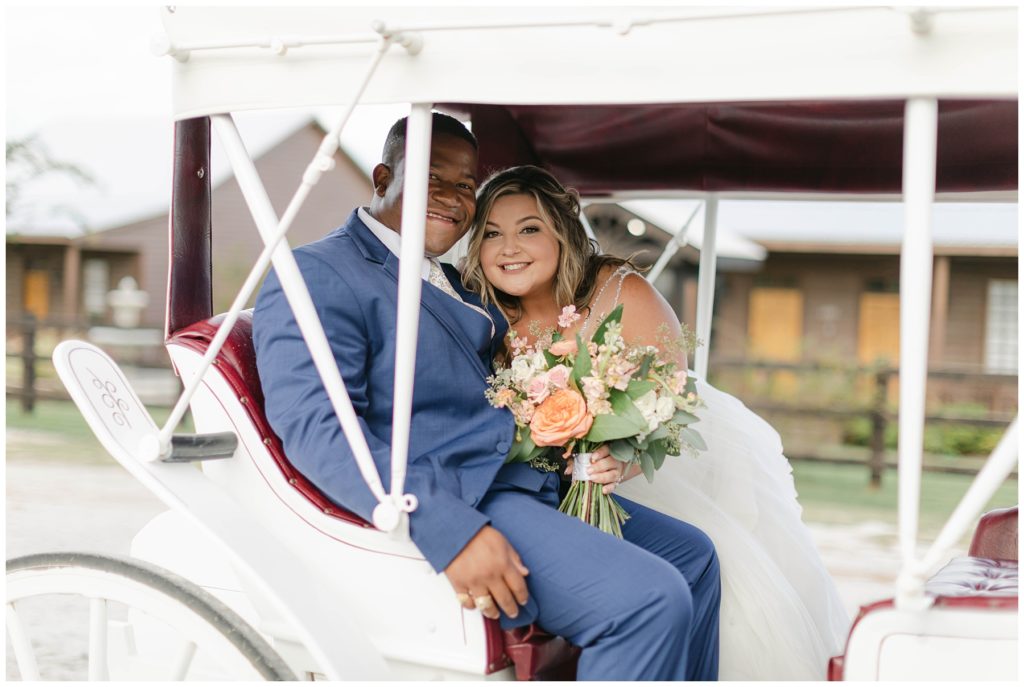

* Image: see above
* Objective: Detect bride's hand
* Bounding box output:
[563,444,612,479]
[564,445,627,495]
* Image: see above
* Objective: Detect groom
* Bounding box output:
[253,112,720,680]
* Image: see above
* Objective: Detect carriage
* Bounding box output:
[6,5,1018,681]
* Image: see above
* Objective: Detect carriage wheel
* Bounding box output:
[6,552,296,681]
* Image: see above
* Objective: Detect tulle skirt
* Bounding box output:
[615,380,851,680]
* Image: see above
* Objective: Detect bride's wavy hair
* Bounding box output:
[462,165,639,326]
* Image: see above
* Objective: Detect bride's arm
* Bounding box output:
[617,273,688,370]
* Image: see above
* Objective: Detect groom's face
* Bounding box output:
[371,133,478,257]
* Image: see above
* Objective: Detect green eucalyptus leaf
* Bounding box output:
[648,441,667,469]
[608,438,637,464]
[680,427,708,451]
[672,409,700,425]
[572,334,592,386]
[588,413,646,442]
[645,423,670,443]
[609,390,648,430]
[543,350,558,368]
[591,303,624,344]
[639,452,655,482]
[637,352,654,380]
[626,379,656,399]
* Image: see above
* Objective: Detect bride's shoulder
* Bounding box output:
[612,268,682,338]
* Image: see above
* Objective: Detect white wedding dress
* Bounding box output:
[615,378,851,681]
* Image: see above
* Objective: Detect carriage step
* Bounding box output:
[162,432,239,462]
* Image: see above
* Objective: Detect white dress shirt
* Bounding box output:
[357,207,495,336]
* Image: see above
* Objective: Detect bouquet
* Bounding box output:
[486,303,706,537]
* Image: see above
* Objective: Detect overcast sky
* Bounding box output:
[5,4,409,234]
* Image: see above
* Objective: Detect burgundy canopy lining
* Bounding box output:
[445,100,1018,195]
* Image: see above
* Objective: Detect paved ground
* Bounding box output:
[5,434,958,680]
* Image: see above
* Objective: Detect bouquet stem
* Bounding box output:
[557,453,631,537]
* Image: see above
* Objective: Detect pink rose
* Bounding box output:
[548,339,578,357]
[527,374,551,404]
[547,364,571,390]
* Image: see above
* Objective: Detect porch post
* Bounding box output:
[929,255,950,364]
[62,243,81,324]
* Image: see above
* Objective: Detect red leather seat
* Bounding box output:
[969,506,1018,561]
[828,507,1019,680]
[168,311,580,679]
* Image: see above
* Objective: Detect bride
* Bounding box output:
[460,165,850,680]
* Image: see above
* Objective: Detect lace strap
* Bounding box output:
[580,265,633,336]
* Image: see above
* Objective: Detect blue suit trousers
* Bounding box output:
[479,473,720,681]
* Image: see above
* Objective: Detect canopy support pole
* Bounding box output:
[915,417,1018,575]
[646,201,702,284]
[389,103,434,523]
[693,195,718,379]
[895,97,938,610]
[149,40,408,535]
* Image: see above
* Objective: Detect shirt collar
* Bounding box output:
[358,207,431,280]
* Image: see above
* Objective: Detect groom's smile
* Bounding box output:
[370,130,479,258]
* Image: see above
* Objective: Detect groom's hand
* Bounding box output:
[445,525,529,620]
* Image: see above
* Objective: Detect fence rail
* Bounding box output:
[710,358,1017,486]
[7,315,174,411]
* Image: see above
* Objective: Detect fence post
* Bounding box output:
[21,313,37,413]
[868,369,890,489]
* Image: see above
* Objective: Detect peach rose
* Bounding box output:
[529,389,594,447]
[548,339,578,357]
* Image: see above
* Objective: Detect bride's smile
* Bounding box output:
[480,193,561,299]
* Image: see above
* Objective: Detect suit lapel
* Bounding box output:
[381,252,491,379]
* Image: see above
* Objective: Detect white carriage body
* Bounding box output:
[11,5,1017,682]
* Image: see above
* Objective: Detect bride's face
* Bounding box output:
[479,193,561,300]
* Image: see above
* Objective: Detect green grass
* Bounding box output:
[6,399,193,463]
[792,460,1018,538]
[8,402,1017,541]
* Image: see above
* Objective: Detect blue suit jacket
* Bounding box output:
[254,210,532,571]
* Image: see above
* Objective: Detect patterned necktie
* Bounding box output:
[428,259,463,301]
[428,258,495,337]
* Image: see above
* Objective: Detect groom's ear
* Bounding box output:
[371,163,391,197]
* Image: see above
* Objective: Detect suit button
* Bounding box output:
[496,441,510,455]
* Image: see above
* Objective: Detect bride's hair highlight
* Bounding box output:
[462,165,638,325]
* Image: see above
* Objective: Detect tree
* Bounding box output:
[6,135,95,221]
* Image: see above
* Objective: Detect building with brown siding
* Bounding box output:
[7,117,373,329]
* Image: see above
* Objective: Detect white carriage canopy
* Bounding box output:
[154,4,1018,613]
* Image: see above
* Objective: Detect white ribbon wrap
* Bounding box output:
[571,452,595,482]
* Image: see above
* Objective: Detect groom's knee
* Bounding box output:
[632,561,694,637]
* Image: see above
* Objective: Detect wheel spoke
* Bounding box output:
[6,603,41,681]
[88,597,110,680]
[169,640,197,680]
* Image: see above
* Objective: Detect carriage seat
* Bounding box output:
[168,311,581,680]
[827,506,1018,680]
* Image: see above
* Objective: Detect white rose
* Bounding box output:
[532,351,548,369]
[655,395,675,424]
[511,356,534,386]
[633,390,660,433]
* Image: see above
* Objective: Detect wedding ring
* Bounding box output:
[456,592,472,605]
[473,594,495,610]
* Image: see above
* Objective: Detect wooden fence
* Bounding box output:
[709,359,1017,487]
[6,315,173,411]
[8,317,1017,485]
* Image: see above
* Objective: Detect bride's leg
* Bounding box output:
[619,497,722,681]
